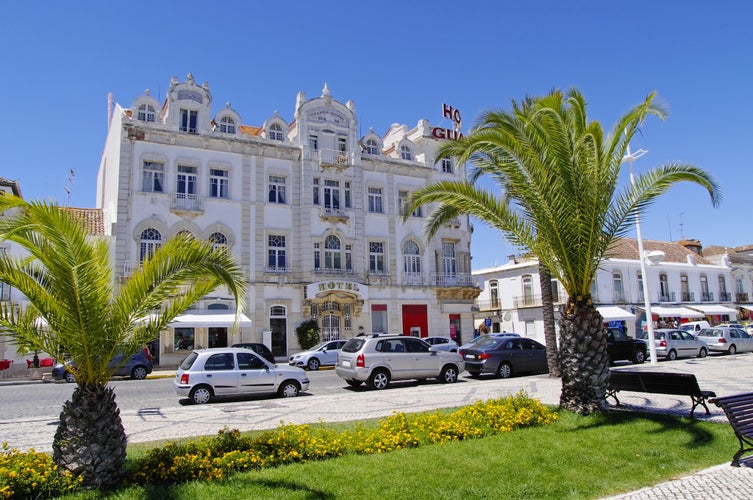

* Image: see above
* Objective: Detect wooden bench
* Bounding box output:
[710,392,753,467]
[607,370,716,418]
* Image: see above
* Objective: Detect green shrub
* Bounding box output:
[295,319,321,350]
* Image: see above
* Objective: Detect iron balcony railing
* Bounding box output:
[431,273,475,287]
[171,193,203,213]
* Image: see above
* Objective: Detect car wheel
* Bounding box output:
[368,369,390,390]
[698,347,708,358]
[307,358,320,371]
[667,350,678,361]
[189,385,213,405]
[439,365,459,384]
[278,381,300,398]
[130,365,148,380]
[633,350,646,364]
[345,379,363,387]
[728,344,737,355]
[497,362,512,379]
[64,371,75,383]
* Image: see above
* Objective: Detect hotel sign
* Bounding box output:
[307,280,368,299]
[431,103,463,140]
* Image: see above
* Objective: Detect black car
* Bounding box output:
[51,347,153,383]
[231,343,275,364]
[606,328,647,364]
[460,336,548,378]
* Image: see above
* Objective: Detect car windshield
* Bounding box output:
[473,336,502,348]
[342,338,366,353]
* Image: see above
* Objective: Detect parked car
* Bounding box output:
[459,332,521,350]
[335,334,465,390]
[460,336,548,378]
[289,340,347,370]
[52,347,153,383]
[651,329,709,360]
[606,328,647,364]
[679,320,711,334]
[696,326,753,355]
[175,347,309,404]
[422,336,459,352]
[231,342,275,364]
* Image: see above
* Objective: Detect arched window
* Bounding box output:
[138,104,155,122]
[209,232,228,252]
[176,230,194,240]
[219,116,236,134]
[680,274,690,301]
[365,139,379,155]
[139,228,161,262]
[719,276,728,300]
[400,145,412,161]
[490,280,499,308]
[612,271,624,302]
[324,235,341,270]
[522,275,534,306]
[269,123,284,141]
[700,275,710,300]
[659,273,670,301]
[403,240,421,275]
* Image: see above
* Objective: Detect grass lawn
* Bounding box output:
[67,409,734,499]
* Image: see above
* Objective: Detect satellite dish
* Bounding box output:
[503,311,511,321]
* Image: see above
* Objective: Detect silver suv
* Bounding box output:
[335,334,465,390]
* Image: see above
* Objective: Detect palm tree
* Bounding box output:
[0,196,246,488]
[406,88,720,414]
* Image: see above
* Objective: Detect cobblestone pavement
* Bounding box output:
[1,353,752,498]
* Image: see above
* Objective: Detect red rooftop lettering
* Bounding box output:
[442,104,462,125]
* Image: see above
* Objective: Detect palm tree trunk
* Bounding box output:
[538,263,560,377]
[558,296,610,414]
[53,384,127,489]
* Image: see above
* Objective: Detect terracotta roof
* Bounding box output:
[240,125,263,137]
[605,238,712,265]
[62,208,105,236]
[705,243,753,256]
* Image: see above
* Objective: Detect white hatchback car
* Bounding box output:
[696,326,753,355]
[289,340,347,370]
[175,347,309,404]
[422,336,459,352]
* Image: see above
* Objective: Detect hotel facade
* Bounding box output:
[96,74,479,366]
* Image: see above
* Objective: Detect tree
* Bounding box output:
[296,318,321,350]
[406,89,720,414]
[0,196,246,488]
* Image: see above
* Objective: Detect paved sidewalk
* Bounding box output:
[2,355,752,498]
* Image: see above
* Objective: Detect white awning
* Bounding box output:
[688,304,738,318]
[650,306,706,319]
[168,311,252,328]
[740,305,753,312]
[597,306,635,322]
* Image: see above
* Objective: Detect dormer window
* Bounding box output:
[364,139,379,155]
[137,104,155,122]
[219,116,236,134]
[269,123,284,141]
[180,109,198,134]
[400,145,412,161]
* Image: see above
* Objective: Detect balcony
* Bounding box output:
[514,295,542,308]
[736,292,749,303]
[401,273,426,287]
[680,291,695,302]
[171,193,203,213]
[432,273,475,287]
[313,267,356,277]
[701,292,714,302]
[719,292,732,301]
[318,149,352,170]
[320,207,348,223]
[476,299,502,312]
[658,292,676,302]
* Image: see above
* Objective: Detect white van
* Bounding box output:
[680,320,711,334]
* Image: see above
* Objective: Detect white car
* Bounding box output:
[289,340,347,370]
[696,326,753,355]
[175,347,309,404]
[423,336,459,352]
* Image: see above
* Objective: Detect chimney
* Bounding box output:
[678,239,703,256]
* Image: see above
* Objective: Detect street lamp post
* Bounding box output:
[623,144,659,364]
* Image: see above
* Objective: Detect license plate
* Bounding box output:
[342,360,351,368]
[464,354,475,360]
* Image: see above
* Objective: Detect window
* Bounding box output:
[398,190,409,216]
[338,138,347,152]
[313,178,320,205]
[551,278,559,303]
[440,158,453,173]
[269,175,286,203]
[364,139,379,155]
[613,272,624,301]
[219,116,236,134]
[209,232,228,253]
[736,278,744,294]
[681,274,690,301]
[490,280,500,308]
[209,168,228,198]
[269,123,284,141]
[174,328,194,351]
[268,234,286,271]
[700,275,710,300]
[403,240,421,279]
[659,274,670,300]
[204,352,234,370]
[138,104,155,122]
[345,244,352,271]
[368,187,383,213]
[142,161,164,192]
[323,180,340,212]
[237,351,266,370]
[523,275,534,305]
[324,235,341,269]
[177,165,197,196]
[637,272,644,300]
[719,276,728,300]
[369,241,385,274]
[309,134,318,150]
[400,145,412,160]
[180,109,198,133]
[139,228,161,262]
[442,241,456,277]
[314,242,320,269]
[344,181,351,208]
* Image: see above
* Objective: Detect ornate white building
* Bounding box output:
[96,74,478,365]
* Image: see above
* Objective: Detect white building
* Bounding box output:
[96,74,478,365]
[473,238,737,343]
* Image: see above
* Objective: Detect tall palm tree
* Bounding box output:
[406,88,720,414]
[0,196,246,488]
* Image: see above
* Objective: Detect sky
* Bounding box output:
[1,1,751,270]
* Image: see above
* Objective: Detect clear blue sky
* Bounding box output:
[2,1,751,270]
